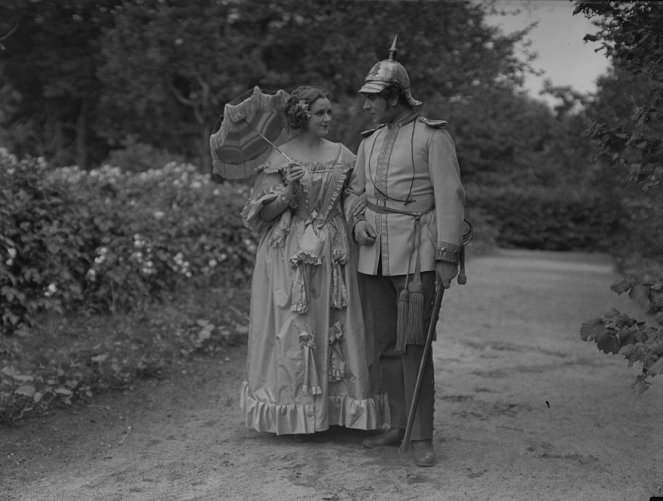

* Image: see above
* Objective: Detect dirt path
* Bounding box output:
[2,249,662,501]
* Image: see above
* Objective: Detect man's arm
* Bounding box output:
[343,141,372,243]
[428,128,465,284]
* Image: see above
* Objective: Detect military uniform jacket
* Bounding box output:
[344,110,465,276]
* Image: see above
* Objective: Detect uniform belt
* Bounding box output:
[366,197,435,216]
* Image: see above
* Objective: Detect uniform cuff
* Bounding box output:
[435,242,461,263]
[351,215,366,231]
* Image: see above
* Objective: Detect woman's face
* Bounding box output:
[304,97,332,137]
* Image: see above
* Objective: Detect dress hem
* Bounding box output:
[240,381,390,435]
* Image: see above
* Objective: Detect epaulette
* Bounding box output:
[360,124,385,138]
[418,117,447,128]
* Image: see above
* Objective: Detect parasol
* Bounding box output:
[210,86,295,180]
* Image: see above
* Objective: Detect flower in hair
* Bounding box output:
[295,100,311,119]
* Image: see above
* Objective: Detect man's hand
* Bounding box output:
[436,261,458,289]
[354,221,377,246]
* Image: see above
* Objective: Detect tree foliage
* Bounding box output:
[576,1,663,190]
[575,0,663,390]
[0,0,122,167]
[1,0,541,170]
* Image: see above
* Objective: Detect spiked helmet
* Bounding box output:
[359,35,422,107]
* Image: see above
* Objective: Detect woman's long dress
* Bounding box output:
[240,143,389,434]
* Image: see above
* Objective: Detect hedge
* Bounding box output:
[0,149,255,336]
[466,184,621,252]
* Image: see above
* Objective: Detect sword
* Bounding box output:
[398,282,444,453]
[398,219,472,453]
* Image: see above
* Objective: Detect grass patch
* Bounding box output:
[0,282,250,424]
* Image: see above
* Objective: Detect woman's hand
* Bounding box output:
[284,163,305,194]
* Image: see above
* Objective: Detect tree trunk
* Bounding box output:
[75,97,88,169]
[200,125,211,173]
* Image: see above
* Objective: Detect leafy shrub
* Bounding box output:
[0,149,255,335]
[611,196,663,261]
[105,135,185,173]
[581,279,663,393]
[463,204,498,257]
[467,184,620,252]
[0,151,94,334]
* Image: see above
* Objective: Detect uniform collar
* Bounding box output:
[386,108,418,129]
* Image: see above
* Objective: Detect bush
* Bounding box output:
[581,279,663,393]
[105,135,185,173]
[0,149,255,335]
[466,184,620,252]
[0,152,94,334]
[611,196,663,265]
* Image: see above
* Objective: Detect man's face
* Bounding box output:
[362,93,399,124]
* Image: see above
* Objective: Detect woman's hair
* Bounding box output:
[284,86,330,130]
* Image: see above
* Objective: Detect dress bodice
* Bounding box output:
[289,158,351,220]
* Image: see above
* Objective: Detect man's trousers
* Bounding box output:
[359,271,437,441]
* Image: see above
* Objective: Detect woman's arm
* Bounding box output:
[258,163,305,221]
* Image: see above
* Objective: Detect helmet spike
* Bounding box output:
[388,34,398,61]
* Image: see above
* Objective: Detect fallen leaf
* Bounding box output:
[91,353,109,363]
[648,357,663,376]
[14,384,35,397]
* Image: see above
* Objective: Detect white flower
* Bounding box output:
[133,234,147,248]
[153,211,165,219]
[5,247,15,266]
[208,259,218,267]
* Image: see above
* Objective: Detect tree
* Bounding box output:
[98,0,535,169]
[575,1,663,191]
[0,0,122,168]
[574,0,663,391]
[98,0,271,171]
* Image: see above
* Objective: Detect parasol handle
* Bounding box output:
[241,118,297,166]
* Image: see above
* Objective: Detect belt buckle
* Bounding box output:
[376,198,387,208]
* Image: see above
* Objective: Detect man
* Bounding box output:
[344,37,465,467]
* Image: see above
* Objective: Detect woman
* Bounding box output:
[240,86,389,434]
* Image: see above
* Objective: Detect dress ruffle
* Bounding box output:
[240,381,390,435]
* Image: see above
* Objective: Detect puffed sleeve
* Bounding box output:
[240,161,293,240]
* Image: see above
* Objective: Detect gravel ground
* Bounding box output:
[2,249,662,501]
